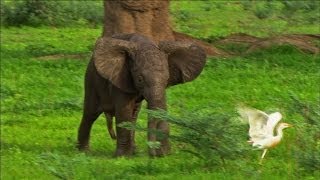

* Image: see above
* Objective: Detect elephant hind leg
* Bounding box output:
[104,112,116,140]
[77,90,102,151]
[77,110,101,151]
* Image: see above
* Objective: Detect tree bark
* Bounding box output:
[103,0,174,43]
[102,0,227,56]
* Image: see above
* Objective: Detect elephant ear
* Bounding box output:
[159,41,206,86]
[93,37,137,93]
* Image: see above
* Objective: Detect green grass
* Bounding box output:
[1,26,319,179]
[2,1,319,38]
[170,1,320,39]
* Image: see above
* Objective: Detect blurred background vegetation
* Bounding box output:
[1,0,319,37]
[1,0,103,27]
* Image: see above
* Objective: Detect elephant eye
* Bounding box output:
[136,75,144,84]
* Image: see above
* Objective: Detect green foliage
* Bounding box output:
[171,1,319,38]
[282,0,319,12]
[289,95,320,174]
[149,109,249,166]
[1,1,319,38]
[1,0,103,27]
[253,2,274,19]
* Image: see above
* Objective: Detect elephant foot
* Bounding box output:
[114,146,136,157]
[156,141,170,157]
[149,141,170,157]
[149,148,157,157]
[148,147,170,157]
[114,150,134,157]
[77,143,90,152]
[156,146,170,157]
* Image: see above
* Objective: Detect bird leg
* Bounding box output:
[259,149,268,164]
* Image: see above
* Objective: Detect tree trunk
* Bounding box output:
[103,0,174,43]
[103,0,228,57]
[101,1,320,57]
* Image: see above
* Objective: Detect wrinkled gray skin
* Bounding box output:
[77,33,206,157]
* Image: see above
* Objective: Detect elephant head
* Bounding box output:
[93,33,206,156]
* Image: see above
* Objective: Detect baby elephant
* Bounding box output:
[77,33,206,157]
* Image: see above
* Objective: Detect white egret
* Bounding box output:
[237,106,292,163]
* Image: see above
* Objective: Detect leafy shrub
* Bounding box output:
[254,2,274,19]
[281,0,320,24]
[1,1,54,26]
[282,0,319,12]
[241,1,253,11]
[1,0,103,27]
[120,108,249,167]
[240,1,319,27]
[154,110,250,166]
[289,95,320,175]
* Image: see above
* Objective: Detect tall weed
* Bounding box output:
[289,95,320,175]
[121,108,250,167]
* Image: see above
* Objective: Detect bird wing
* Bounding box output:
[265,112,282,136]
[237,106,269,141]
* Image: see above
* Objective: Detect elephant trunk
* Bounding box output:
[145,88,170,156]
[145,87,166,109]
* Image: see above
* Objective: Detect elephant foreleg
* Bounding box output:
[115,116,136,156]
[114,99,140,156]
[147,119,170,157]
[147,118,158,156]
[156,121,170,156]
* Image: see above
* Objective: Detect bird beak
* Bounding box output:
[287,123,293,127]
